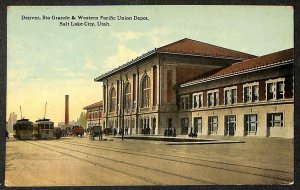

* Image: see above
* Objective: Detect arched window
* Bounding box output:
[125,82,131,110]
[110,87,116,112]
[142,75,150,107]
[153,65,157,105]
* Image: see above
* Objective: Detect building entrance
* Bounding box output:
[225,115,236,136]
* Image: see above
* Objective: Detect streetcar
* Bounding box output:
[13,118,34,140]
[33,118,57,139]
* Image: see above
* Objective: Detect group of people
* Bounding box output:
[113,127,129,136]
[142,127,151,135]
[164,127,176,137]
[89,127,103,141]
[188,127,198,137]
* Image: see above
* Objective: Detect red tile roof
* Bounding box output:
[83,101,103,110]
[95,38,256,81]
[157,38,256,60]
[181,48,294,87]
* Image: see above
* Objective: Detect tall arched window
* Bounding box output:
[142,75,150,108]
[110,87,116,112]
[125,82,131,110]
[153,65,157,105]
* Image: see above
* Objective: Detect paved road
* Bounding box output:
[5,136,293,186]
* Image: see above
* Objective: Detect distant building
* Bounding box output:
[83,101,103,128]
[58,121,81,127]
[7,112,17,133]
[94,38,294,138]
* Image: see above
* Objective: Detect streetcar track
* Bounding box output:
[58,139,293,182]
[67,139,293,174]
[22,141,160,185]
[25,141,217,185]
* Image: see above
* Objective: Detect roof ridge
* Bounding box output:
[180,48,294,87]
[158,38,256,58]
[231,48,294,65]
[157,38,188,51]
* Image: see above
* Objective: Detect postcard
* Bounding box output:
[5,5,294,187]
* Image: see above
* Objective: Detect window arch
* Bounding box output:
[142,75,150,108]
[125,82,131,110]
[110,87,116,112]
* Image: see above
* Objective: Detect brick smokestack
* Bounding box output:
[65,95,69,125]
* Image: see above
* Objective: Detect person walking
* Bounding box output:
[6,130,9,139]
[173,127,176,137]
[99,128,103,141]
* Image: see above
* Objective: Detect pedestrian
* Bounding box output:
[6,130,9,139]
[173,127,176,137]
[99,129,103,141]
[125,127,128,135]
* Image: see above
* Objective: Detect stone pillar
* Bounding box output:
[218,115,225,136]
[235,114,244,136]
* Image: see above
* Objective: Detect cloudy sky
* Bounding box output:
[7,5,293,124]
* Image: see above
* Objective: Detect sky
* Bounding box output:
[7,5,293,125]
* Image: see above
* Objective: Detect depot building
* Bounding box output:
[94,38,294,138]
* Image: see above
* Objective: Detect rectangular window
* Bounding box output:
[194,117,202,134]
[267,83,274,100]
[214,92,219,105]
[266,78,285,100]
[243,82,259,103]
[244,86,250,102]
[244,114,257,135]
[180,95,189,110]
[199,94,203,107]
[45,124,49,129]
[267,113,283,127]
[224,87,237,105]
[253,85,259,101]
[277,81,284,99]
[225,90,231,105]
[193,93,203,109]
[193,95,198,108]
[208,93,213,106]
[181,118,189,135]
[225,115,236,136]
[208,116,218,134]
[232,89,237,103]
[207,90,219,107]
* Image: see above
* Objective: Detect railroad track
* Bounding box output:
[58,139,293,183]
[23,141,217,185]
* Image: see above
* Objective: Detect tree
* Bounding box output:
[77,112,87,128]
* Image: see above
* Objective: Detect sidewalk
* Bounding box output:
[112,134,246,144]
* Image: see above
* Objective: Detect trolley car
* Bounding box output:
[13,118,34,140]
[33,118,56,139]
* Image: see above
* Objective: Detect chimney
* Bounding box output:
[65,95,69,125]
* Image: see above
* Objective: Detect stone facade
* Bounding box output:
[95,38,294,138]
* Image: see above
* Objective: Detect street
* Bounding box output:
[5,135,294,186]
